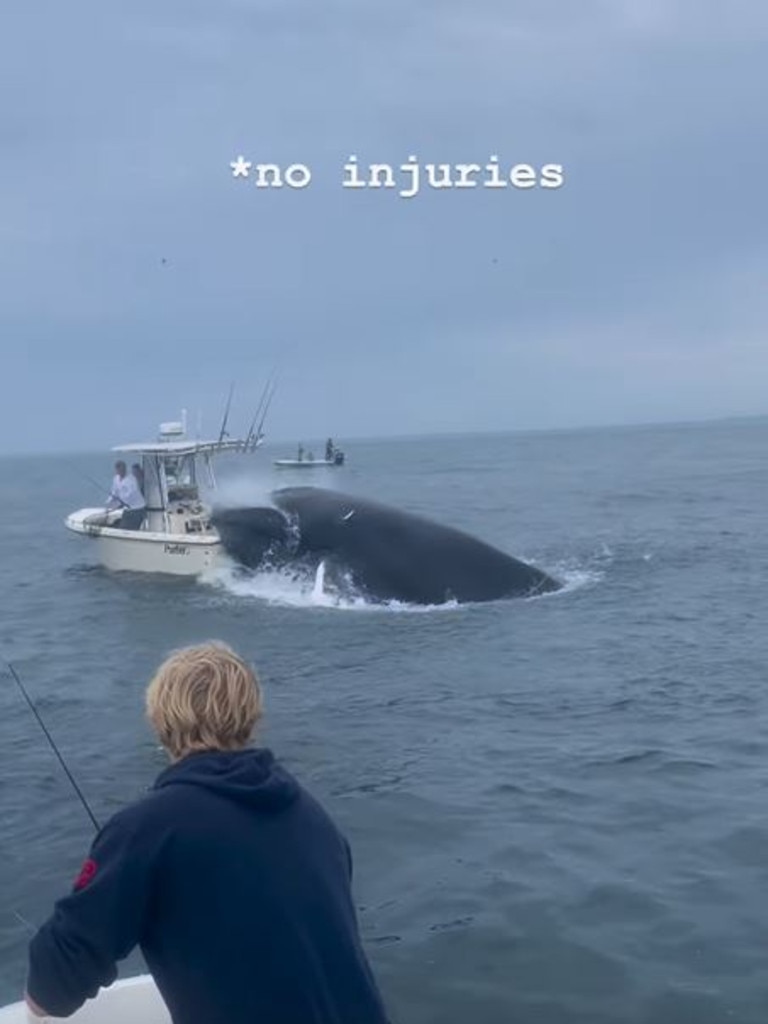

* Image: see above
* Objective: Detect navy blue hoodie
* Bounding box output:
[27,748,390,1024]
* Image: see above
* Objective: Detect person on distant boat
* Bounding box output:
[297,443,304,462]
[23,642,391,1024]
[325,437,334,461]
[106,460,146,530]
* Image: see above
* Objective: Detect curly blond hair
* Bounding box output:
[146,642,263,760]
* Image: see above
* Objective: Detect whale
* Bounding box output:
[211,486,561,605]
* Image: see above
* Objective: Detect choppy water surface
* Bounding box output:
[1,419,767,1022]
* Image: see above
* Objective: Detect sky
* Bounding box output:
[1,0,767,454]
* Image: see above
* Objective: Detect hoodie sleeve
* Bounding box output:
[26,805,159,1017]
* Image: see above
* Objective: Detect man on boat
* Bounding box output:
[325,437,334,461]
[24,642,391,1024]
[131,462,145,498]
[106,460,146,529]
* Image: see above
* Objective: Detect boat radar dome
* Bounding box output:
[159,421,185,438]
[158,410,188,440]
[157,409,188,440]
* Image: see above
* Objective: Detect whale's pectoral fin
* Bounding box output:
[341,509,355,522]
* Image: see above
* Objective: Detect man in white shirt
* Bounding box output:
[107,460,146,530]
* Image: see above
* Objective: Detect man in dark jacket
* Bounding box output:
[25,641,391,1024]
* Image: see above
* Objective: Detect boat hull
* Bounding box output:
[273,459,337,468]
[0,975,169,1023]
[65,510,222,576]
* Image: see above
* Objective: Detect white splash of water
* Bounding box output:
[200,564,461,613]
[311,561,327,602]
[210,472,275,510]
[513,547,610,600]
[555,567,604,593]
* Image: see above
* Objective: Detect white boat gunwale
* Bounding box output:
[0,973,169,1023]
[65,513,219,545]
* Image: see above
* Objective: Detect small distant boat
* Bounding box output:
[275,441,345,469]
[273,457,343,469]
[0,974,168,1023]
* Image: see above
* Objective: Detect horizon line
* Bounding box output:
[0,410,765,460]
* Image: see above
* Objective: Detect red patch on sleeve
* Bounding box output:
[73,858,98,891]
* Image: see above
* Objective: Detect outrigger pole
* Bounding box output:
[212,375,277,453]
[244,375,278,451]
[216,381,236,447]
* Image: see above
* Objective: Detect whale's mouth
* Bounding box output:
[211,505,294,568]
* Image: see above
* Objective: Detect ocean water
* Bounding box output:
[1,418,767,1022]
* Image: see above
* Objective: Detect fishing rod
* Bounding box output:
[5,662,100,834]
[79,471,129,509]
[13,910,36,935]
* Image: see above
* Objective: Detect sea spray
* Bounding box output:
[312,561,327,603]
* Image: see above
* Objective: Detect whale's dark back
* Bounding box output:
[214,486,561,605]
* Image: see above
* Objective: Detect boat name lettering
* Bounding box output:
[164,543,189,555]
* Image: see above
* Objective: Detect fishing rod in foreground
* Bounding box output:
[5,661,100,834]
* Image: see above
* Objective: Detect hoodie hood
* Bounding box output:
[153,747,300,812]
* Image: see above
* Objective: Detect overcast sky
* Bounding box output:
[1,0,766,454]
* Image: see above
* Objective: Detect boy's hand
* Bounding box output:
[24,991,49,1018]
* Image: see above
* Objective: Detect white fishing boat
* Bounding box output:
[273,457,339,468]
[275,442,345,469]
[0,975,168,1023]
[65,398,270,576]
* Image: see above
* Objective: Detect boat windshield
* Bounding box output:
[164,453,199,501]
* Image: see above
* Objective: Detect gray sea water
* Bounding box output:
[1,418,767,1022]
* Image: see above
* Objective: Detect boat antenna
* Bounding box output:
[217,382,236,447]
[5,661,100,833]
